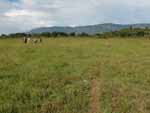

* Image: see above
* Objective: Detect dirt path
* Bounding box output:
[89,78,101,113]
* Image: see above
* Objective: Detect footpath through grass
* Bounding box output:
[0,37,150,113]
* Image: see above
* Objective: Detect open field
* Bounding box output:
[0,37,150,113]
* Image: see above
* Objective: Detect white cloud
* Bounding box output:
[5,9,47,17]
[1,0,150,34]
[3,9,55,32]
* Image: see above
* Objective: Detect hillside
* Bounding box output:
[29,23,150,34]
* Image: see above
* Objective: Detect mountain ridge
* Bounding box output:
[29,23,150,34]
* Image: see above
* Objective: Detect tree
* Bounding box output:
[137,31,145,37]
[78,32,89,37]
[0,34,8,38]
[70,32,76,37]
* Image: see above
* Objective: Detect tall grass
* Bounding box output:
[0,37,150,113]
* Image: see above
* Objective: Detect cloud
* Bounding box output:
[1,0,150,34]
[4,9,55,31]
[4,9,50,18]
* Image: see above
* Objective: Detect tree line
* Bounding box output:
[96,27,150,38]
[1,27,150,38]
[0,32,90,38]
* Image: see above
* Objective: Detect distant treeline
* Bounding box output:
[96,27,150,38]
[1,27,150,38]
[0,32,90,38]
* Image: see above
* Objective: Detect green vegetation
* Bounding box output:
[0,32,90,39]
[1,27,150,39]
[97,28,150,38]
[0,37,150,113]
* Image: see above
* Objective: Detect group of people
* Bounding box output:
[23,36,42,44]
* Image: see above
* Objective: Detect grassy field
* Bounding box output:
[0,37,150,113]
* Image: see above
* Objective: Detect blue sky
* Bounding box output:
[0,0,150,34]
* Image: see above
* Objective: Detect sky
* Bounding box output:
[0,0,150,34]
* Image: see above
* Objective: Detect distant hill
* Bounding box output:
[29,23,150,34]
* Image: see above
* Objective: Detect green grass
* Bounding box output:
[0,37,150,113]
